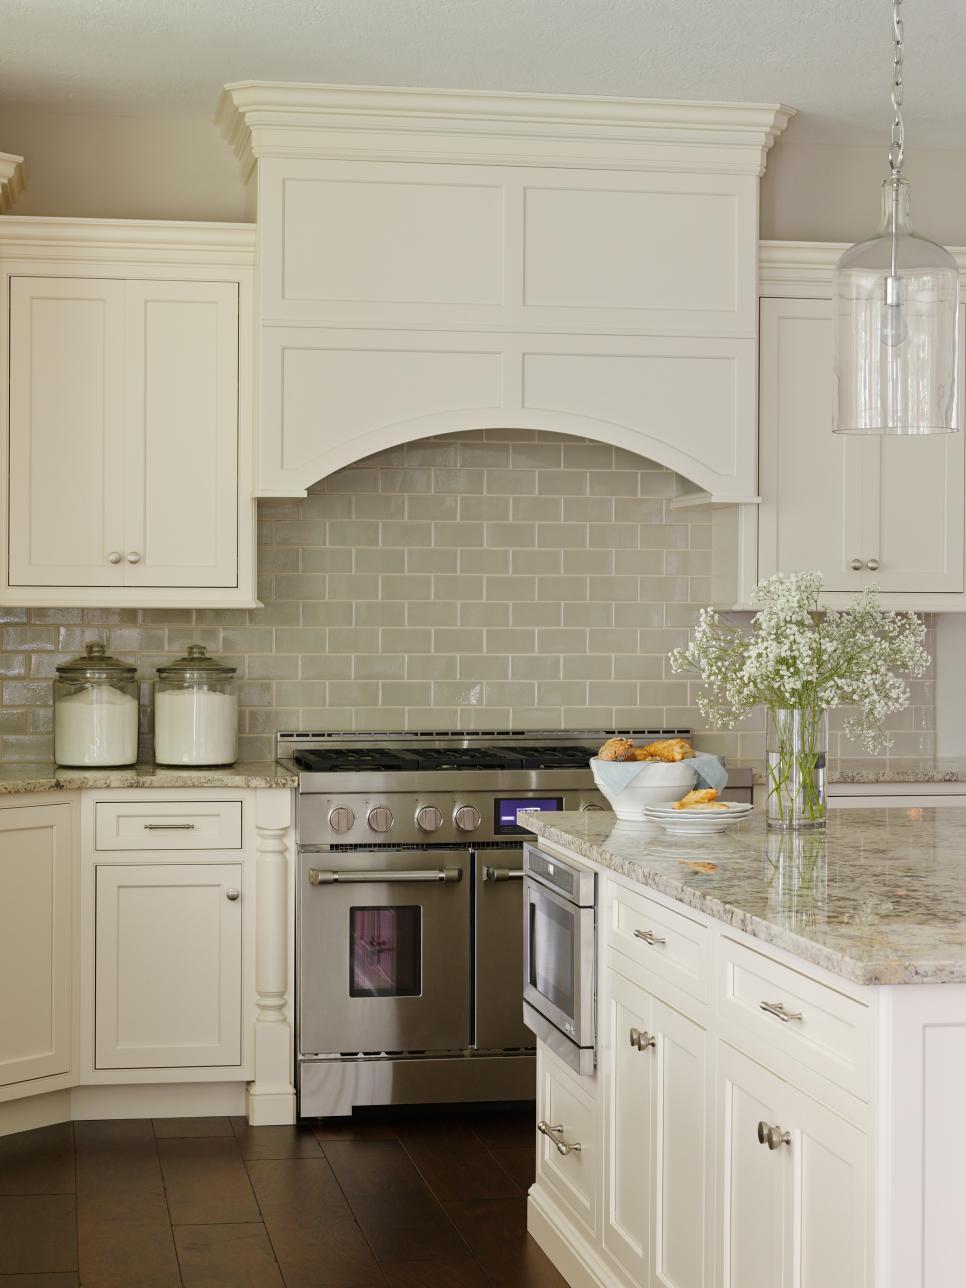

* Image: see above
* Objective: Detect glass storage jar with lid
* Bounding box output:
[154,645,238,766]
[54,642,139,767]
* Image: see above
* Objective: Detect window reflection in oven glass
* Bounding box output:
[529,896,575,1015]
[349,906,422,998]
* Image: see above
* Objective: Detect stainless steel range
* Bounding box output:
[280,729,751,1118]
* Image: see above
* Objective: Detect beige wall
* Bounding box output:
[0,110,250,223]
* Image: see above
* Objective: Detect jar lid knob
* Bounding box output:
[86,643,106,657]
[186,645,207,658]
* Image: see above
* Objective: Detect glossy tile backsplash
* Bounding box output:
[0,429,936,766]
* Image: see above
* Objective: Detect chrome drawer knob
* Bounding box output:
[127,551,141,564]
[629,1027,656,1051]
[226,888,240,902]
[850,558,863,571]
[367,806,393,833]
[866,558,880,571]
[757,1120,791,1150]
[107,551,122,565]
[328,806,355,834]
[416,805,443,833]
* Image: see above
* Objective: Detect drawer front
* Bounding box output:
[95,800,243,851]
[608,881,710,1002]
[718,937,871,1099]
[536,1043,598,1236]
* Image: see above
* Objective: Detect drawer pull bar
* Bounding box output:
[760,1000,803,1023]
[537,1120,582,1156]
[634,929,666,946]
[143,823,197,831]
[308,867,462,886]
[629,1027,656,1052]
[757,1120,792,1150]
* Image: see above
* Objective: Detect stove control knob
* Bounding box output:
[580,803,605,812]
[416,805,443,833]
[367,806,394,833]
[328,806,355,833]
[454,804,481,832]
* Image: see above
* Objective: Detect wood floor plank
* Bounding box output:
[467,1110,536,1152]
[382,1261,490,1287]
[77,1190,181,1288]
[0,1195,77,1275]
[230,1117,323,1160]
[401,1136,520,1203]
[442,1199,567,1288]
[154,1116,234,1138]
[323,1140,431,1200]
[174,1221,285,1287]
[311,1116,398,1142]
[73,1119,154,1149]
[488,1147,536,1195]
[0,1276,79,1286]
[349,1193,472,1264]
[158,1137,261,1225]
[0,1124,74,1196]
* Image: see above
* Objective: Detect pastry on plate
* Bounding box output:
[597,737,635,762]
[638,737,694,763]
[673,788,728,810]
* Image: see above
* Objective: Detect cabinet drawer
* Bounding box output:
[718,937,871,1099]
[536,1043,598,1237]
[94,800,242,851]
[608,882,710,1002]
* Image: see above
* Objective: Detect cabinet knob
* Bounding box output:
[127,552,142,564]
[849,558,863,571]
[226,888,240,902]
[757,1120,791,1150]
[107,552,122,565]
[629,1027,656,1051]
[866,558,880,571]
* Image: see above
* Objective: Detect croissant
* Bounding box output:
[673,788,728,811]
[638,738,694,763]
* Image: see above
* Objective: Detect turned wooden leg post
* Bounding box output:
[247,787,297,1125]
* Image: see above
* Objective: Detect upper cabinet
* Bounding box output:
[758,260,966,607]
[218,83,792,498]
[0,219,257,608]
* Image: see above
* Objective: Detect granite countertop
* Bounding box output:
[525,808,966,986]
[0,762,297,793]
[727,758,966,786]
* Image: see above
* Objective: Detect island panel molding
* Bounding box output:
[218,82,790,500]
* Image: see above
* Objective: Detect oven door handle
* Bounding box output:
[307,867,462,886]
[483,866,524,882]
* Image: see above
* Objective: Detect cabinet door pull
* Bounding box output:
[849,558,863,571]
[226,888,240,902]
[127,551,142,564]
[537,1120,582,1156]
[107,552,122,565]
[757,1120,791,1150]
[629,1027,656,1051]
[633,929,666,946]
[866,558,880,571]
[143,822,197,831]
[759,1000,802,1023]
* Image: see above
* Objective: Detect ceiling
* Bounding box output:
[3,0,966,147]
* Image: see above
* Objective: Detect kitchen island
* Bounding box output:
[523,808,966,1288]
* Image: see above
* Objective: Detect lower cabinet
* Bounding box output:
[536,1042,600,1240]
[717,1041,867,1288]
[604,966,709,1288]
[0,802,73,1091]
[94,862,243,1070]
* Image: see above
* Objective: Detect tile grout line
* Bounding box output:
[311,1133,392,1288]
[228,1117,291,1287]
[151,1120,186,1288]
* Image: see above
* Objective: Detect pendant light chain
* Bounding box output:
[889,0,904,175]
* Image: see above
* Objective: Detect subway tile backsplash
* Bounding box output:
[0,429,936,767]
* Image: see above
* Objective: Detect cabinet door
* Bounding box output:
[603,967,653,1283]
[651,997,708,1288]
[122,281,239,588]
[95,862,242,1069]
[759,298,866,592]
[717,1042,792,1288]
[0,803,73,1088]
[788,1079,867,1288]
[8,277,126,587]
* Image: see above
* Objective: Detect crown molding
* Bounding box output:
[0,216,255,265]
[216,81,794,182]
[760,239,966,296]
[0,153,26,214]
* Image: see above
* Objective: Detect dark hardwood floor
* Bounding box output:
[0,1105,568,1287]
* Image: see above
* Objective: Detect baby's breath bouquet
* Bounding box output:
[669,572,929,828]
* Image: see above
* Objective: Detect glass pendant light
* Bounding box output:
[833,0,960,435]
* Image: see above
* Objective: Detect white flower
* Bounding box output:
[668,573,929,753]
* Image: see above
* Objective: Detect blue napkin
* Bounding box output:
[689,752,728,794]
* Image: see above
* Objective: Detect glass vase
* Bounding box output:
[765,706,828,830]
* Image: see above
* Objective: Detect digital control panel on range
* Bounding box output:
[495,797,563,835]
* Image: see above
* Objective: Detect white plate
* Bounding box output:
[643,803,752,818]
[650,807,754,835]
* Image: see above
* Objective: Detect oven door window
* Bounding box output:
[349,906,421,998]
[529,894,575,1016]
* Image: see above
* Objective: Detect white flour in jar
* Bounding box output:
[54,685,139,766]
[154,687,238,765]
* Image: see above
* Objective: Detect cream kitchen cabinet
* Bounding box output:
[0,800,74,1095]
[0,218,256,608]
[94,860,243,1070]
[758,292,966,604]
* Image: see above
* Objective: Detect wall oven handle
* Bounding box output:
[483,866,524,882]
[537,1120,582,1156]
[307,867,462,886]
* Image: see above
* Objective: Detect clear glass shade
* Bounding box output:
[833,177,960,435]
